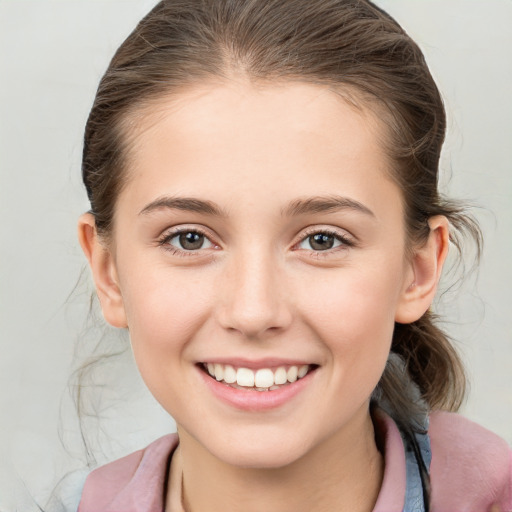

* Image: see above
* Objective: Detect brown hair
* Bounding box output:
[82,0,481,432]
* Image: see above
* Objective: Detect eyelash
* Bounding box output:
[295,227,355,256]
[157,227,215,257]
[156,227,355,258]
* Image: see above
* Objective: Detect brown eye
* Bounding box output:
[168,231,213,251]
[298,231,351,252]
[308,233,335,250]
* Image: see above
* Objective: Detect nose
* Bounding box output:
[216,250,293,340]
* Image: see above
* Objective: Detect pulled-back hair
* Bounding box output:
[82,0,481,433]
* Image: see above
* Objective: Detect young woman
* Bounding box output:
[76,0,511,510]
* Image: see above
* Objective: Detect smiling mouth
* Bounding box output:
[201,363,317,391]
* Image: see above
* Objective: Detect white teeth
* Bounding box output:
[214,363,224,381]
[223,365,237,384]
[204,363,312,389]
[298,364,309,378]
[236,367,255,387]
[287,366,298,383]
[274,367,288,385]
[255,369,274,388]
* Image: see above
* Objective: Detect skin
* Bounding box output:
[79,80,449,512]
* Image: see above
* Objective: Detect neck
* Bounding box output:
[172,408,384,512]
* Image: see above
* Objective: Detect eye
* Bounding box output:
[297,230,353,251]
[160,229,214,252]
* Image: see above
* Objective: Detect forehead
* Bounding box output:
[119,80,402,220]
[128,80,385,161]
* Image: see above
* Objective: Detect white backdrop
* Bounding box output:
[1,1,511,510]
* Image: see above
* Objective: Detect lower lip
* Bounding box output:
[198,367,316,411]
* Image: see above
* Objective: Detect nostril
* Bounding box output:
[214,267,292,337]
[217,305,293,340]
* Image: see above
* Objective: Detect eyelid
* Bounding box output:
[155,224,355,258]
[292,226,356,252]
[157,225,220,255]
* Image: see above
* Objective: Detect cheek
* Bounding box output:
[297,263,402,374]
[118,268,219,419]
[118,263,214,367]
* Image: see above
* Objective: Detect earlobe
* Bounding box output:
[77,213,128,328]
[395,216,450,324]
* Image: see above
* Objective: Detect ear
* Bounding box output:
[77,213,127,328]
[395,215,450,324]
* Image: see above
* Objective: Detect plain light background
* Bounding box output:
[1,0,511,510]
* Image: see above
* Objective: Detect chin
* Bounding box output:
[206,428,311,469]
[220,446,304,469]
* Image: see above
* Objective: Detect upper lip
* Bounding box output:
[198,358,318,369]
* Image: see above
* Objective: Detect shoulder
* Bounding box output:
[78,433,179,512]
[429,411,512,511]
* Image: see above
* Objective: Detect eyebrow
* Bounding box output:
[138,194,374,218]
[139,196,228,217]
[282,195,375,218]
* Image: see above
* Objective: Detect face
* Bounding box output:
[97,81,419,468]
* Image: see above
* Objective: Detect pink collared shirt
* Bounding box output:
[78,411,512,511]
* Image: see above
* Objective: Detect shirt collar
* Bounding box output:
[101,410,406,512]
